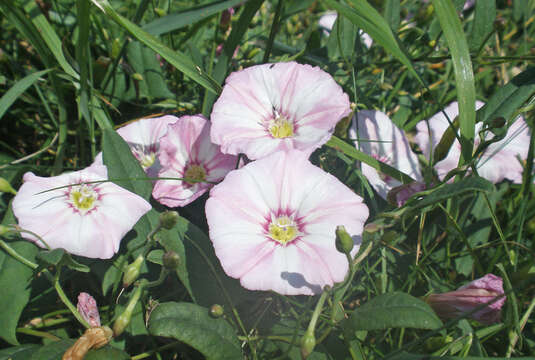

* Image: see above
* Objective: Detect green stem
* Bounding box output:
[483,193,513,264]
[0,238,38,269]
[507,296,535,357]
[262,0,284,63]
[54,273,90,329]
[16,327,61,341]
[306,289,329,336]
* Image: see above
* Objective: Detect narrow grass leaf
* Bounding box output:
[323,0,423,86]
[0,69,51,121]
[148,302,242,360]
[90,0,221,95]
[143,0,245,36]
[327,135,415,184]
[468,0,496,53]
[431,0,476,165]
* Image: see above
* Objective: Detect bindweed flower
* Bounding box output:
[12,165,151,259]
[93,115,178,178]
[426,274,505,324]
[205,150,369,295]
[210,62,351,160]
[152,115,237,207]
[318,11,373,48]
[77,292,101,328]
[415,101,530,183]
[349,110,422,199]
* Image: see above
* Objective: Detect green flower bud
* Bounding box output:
[0,224,11,236]
[0,178,16,195]
[123,254,144,288]
[159,211,180,230]
[113,283,144,337]
[300,331,316,359]
[209,304,224,318]
[335,225,353,255]
[162,251,180,270]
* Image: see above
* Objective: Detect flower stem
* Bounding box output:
[0,238,38,269]
[306,289,329,336]
[16,327,62,341]
[54,273,90,329]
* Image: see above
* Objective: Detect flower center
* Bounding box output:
[268,216,299,244]
[139,152,156,170]
[184,164,207,185]
[268,114,294,139]
[69,184,98,214]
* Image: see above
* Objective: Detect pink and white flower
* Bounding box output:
[93,115,178,178]
[349,110,422,199]
[12,165,151,259]
[205,150,369,295]
[210,62,351,160]
[152,115,237,207]
[415,102,530,183]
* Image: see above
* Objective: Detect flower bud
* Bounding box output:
[162,251,180,270]
[159,211,180,230]
[426,274,505,324]
[77,292,101,328]
[0,224,11,236]
[113,284,143,337]
[335,225,353,255]
[209,304,224,318]
[123,254,144,288]
[300,331,316,359]
[387,181,427,207]
[0,177,16,195]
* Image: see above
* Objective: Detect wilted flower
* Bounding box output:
[152,115,237,207]
[415,101,530,183]
[12,165,151,259]
[349,110,422,199]
[210,62,351,160]
[205,150,369,295]
[77,292,101,328]
[93,115,178,178]
[426,274,505,324]
[387,181,427,207]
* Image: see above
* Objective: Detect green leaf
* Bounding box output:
[148,302,242,360]
[90,0,221,95]
[431,0,476,164]
[36,248,90,273]
[147,249,165,265]
[388,352,535,360]
[323,0,423,86]
[0,239,39,345]
[85,346,130,359]
[346,292,442,332]
[326,135,415,184]
[102,128,151,199]
[0,204,38,345]
[477,67,535,125]
[468,0,496,53]
[384,0,400,31]
[143,0,245,36]
[126,42,174,100]
[0,69,52,121]
[406,176,494,210]
[0,344,40,359]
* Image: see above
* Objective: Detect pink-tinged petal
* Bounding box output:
[206,150,369,295]
[211,62,350,160]
[12,165,151,259]
[153,115,237,207]
[350,110,422,199]
[92,115,178,178]
[77,293,101,328]
[319,11,337,32]
[416,102,530,183]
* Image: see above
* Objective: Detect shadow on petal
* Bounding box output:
[280,272,322,294]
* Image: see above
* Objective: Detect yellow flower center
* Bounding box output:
[184,164,207,185]
[139,152,156,170]
[268,216,299,244]
[69,184,98,213]
[269,115,294,139]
